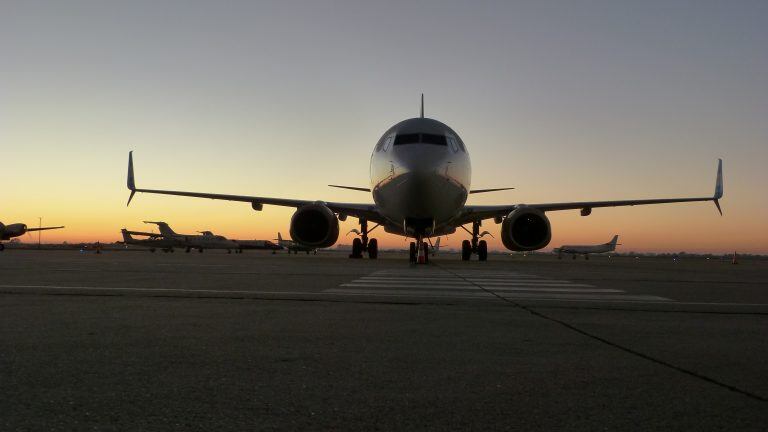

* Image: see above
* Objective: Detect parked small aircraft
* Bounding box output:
[554,235,620,260]
[0,221,64,251]
[275,232,317,255]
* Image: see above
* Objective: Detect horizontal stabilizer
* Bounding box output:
[469,187,514,194]
[328,185,371,192]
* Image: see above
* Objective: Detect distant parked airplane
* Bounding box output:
[141,221,240,253]
[554,235,620,260]
[276,232,317,255]
[0,221,64,251]
[429,237,444,256]
[121,229,176,253]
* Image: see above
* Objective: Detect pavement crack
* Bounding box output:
[434,263,767,403]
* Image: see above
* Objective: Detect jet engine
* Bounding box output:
[500,207,551,251]
[1,223,27,240]
[289,203,340,248]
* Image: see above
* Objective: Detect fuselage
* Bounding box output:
[369,118,471,236]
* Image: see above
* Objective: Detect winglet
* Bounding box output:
[713,158,723,215]
[420,93,424,118]
[127,151,136,206]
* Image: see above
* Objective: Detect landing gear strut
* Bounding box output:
[348,219,380,259]
[460,221,491,261]
[409,238,429,264]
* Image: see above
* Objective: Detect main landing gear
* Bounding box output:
[349,219,380,259]
[460,221,492,262]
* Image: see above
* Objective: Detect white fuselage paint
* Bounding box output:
[369,118,471,236]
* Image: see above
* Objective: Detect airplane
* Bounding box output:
[232,239,283,251]
[276,232,317,255]
[0,221,64,251]
[120,229,176,252]
[554,235,620,260]
[141,221,240,253]
[126,95,723,264]
[428,237,444,256]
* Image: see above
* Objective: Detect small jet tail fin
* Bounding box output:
[608,235,619,250]
[278,232,283,242]
[144,221,175,237]
[121,229,133,242]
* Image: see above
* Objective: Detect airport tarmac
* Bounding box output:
[1,250,766,430]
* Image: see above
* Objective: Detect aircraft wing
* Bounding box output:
[456,159,723,225]
[127,152,385,223]
[124,230,164,238]
[26,226,64,232]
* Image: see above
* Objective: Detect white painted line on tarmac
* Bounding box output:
[2,284,768,308]
[327,288,494,297]
[357,277,586,285]
[342,282,614,292]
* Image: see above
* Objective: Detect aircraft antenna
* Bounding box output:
[420,93,424,118]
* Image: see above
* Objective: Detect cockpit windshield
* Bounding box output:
[393,133,447,146]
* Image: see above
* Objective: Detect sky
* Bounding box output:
[2,0,767,253]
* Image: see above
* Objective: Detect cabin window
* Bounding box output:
[377,135,394,152]
[393,133,447,146]
[448,136,459,153]
[421,134,447,146]
[394,133,420,145]
[382,135,393,152]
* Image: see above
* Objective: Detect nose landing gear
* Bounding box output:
[348,219,381,259]
[409,239,429,264]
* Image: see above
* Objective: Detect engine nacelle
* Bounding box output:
[500,207,551,251]
[2,223,28,240]
[289,203,340,248]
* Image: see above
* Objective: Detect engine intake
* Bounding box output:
[500,207,551,251]
[289,203,340,248]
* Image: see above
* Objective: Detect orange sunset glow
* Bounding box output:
[2,2,766,254]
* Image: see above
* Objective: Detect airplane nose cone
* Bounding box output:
[389,145,465,223]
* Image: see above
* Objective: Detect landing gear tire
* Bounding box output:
[585,254,589,260]
[478,240,488,262]
[461,240,471,261]
[368,238,378,259]
[227,249,232,254]
[409,242,417,263]
[306,250,310,255]
[186,247,191,253]
[0,244,5,251]
[350,238,363,258]
[572,254,577,260]
[150,248,156,253]
[198,248,203,253]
